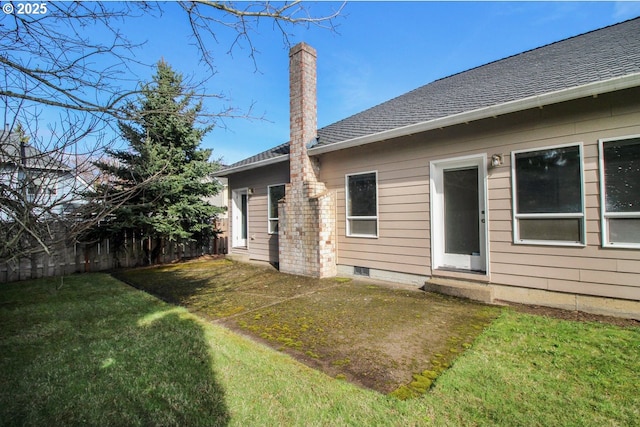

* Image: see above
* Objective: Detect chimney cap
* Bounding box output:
[289,42,317,58]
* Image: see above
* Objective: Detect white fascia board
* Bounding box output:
[308,73,640,156]
[214,154,289,176]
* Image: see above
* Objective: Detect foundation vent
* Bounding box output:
[354,266,370,277]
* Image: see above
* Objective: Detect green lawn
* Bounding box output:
[1,273,638,426]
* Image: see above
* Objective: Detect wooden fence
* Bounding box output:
[0,234,228,283]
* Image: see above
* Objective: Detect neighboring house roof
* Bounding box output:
[0,130,71,172]
[218,17,640,176]
[222,142,290,171]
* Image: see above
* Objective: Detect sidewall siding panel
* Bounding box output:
[318,88,640,300]
[227,163,289,263]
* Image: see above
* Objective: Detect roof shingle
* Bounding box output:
[221,17,640,172]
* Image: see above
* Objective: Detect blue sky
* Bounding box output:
[194,1,640,165]
[12,1,640,165]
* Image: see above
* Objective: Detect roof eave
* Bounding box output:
[309,73,640,156]
[214,154,289,176]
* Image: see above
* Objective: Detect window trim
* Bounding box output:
[511,142,586,246]
[598,134,640,249]
[345,170,379,238]
[267,183,286,235]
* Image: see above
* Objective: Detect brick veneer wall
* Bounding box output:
[279,43,336,278]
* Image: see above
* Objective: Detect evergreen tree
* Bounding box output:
[93,60,222,264]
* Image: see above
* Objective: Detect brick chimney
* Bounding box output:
[278,43,336,278]
[288,42,319,185]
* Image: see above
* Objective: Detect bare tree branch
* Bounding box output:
[0,0,343,265]
[178,1,344,69]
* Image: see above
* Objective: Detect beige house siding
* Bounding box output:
[227,164,289,264]
[319,87,640,301]
[323,140,431,277]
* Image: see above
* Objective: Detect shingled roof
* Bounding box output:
[0,130,71,172]
[219,17,640,175]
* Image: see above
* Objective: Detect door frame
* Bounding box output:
[231,188,248,248]
[430,154,489,273]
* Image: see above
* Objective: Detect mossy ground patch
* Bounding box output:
[119,258,501,397]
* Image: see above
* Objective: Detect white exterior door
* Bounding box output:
[431,155,488,272]
[231,189,248,247]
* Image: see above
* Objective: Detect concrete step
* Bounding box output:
[422,277,494,304]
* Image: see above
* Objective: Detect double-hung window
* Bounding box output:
[268,184,285,234]
[599,136,640,248]
[512,144,585,245]
[346,171,378,237]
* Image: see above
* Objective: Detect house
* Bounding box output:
[216,18,640,319]
[0,125,90,221]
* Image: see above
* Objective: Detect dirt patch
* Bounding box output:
[226,282,498,394]
[114,259,500,396]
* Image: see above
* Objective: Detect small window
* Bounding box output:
[512,144,585,245]
[599,136,640,248]
[268,184,285,234]
[346,171,378,237]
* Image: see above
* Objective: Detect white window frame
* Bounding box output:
[598,135,640,249]
[267,183,285,234]
[511,142,586,246]
[345,170,378,238]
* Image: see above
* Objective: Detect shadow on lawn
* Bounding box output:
[0,274,231,427]
[118,258,502,398]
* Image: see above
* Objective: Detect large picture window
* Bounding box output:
[512,144,585,245]
[268,184,285,234]
[346,171,378,237]
[599,136,640,248]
